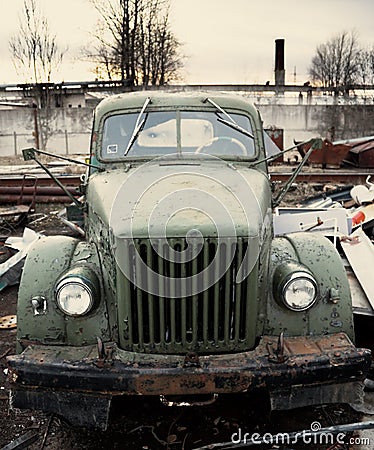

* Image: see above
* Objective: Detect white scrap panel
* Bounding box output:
[341,228,374,310]
[273,208,349,237]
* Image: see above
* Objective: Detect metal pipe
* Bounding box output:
[0,195,75,203]
[0,176,80,188]
[0,186,78,196]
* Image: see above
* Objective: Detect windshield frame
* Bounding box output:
[96,106,259,163]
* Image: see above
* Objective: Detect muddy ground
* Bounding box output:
[0,185,374,449]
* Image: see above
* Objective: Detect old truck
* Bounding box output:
[7,91,371,429]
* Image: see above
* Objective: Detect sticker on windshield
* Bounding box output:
[107,144,118,154]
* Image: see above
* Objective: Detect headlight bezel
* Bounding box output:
[55,267,100,317]
[273,262,318,312]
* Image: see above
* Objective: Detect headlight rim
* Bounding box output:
[273,262,319,313]
[281,271,318,312]
[55,273,97,317]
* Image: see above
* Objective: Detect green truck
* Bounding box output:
[7,91,371,429]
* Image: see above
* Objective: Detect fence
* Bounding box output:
[0,131,91,157]
[0,106,93,157]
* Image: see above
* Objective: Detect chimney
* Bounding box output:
[275,39,285,87]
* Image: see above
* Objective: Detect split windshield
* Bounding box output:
[101,110,255,160]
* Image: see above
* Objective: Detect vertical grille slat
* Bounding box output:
[122,237,257,354]
[242,240,251,341]
[169,242,176,344]
[212,241,220,344]
[223,242,232,344]
[202,242,209,344]
[122,241,134,343]
[146,243,155,345]
[135,244,144,346]
[180,241,187,345]
[158,242,166,345]
[234,239,243,342]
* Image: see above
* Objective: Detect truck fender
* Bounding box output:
[266,232,354,340]
[16,235,110,350]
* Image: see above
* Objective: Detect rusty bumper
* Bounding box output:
[7,333,371,429]
[8,333,371,396]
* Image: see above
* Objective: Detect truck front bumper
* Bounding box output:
[7,332,371,429]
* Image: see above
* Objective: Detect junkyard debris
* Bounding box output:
[0,228,41,291]
[0,430,39,450]
[0,315,17,329]
[275,176,374,317]
[341,228,374,310]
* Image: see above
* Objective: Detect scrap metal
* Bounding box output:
[296,138,351,168]
[0,228,41,291]
[0,430,39,450]
[277,176,374,317]
[341,228,374,310]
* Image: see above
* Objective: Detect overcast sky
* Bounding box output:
[1,0,374,85]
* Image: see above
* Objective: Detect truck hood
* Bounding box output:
[87,159,272,239]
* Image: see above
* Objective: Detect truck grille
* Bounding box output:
[117,237,258,354]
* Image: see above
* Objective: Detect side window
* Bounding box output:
[102,114,137,159]
[215,113,255,156]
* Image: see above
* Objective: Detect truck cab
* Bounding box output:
[8,91,371,429]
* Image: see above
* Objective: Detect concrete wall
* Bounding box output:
[0,107,92,156]
[1,102,374,156]
[259,104,374,149]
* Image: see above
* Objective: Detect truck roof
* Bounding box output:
[95,90,259,119]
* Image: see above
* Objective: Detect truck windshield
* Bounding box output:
[101,110,255,160]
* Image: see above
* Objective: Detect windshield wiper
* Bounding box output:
[204,97,254,139]
[124,97,151,156]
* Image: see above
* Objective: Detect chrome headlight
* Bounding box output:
[281,272,317,311]
[55,268,99,317]
[273,263,318,312]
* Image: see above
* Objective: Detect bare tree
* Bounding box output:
[9,0,65,84]
[138,2,183,85]
[308,30,361,90]
[81,25,121,80]
[357,47,374,86]
[86,0,184,86]
[86,0,137,84]
[9,0,66,149]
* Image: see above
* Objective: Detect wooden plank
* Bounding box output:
[0,205,29,217]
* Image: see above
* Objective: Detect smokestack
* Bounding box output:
[275,39,285,87]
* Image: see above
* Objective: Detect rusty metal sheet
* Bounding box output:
[346,139,374,168]
[350,140,374,154]
[297,139,350,168]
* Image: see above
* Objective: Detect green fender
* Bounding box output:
[16,235,110,352]
[266,232,354,341]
